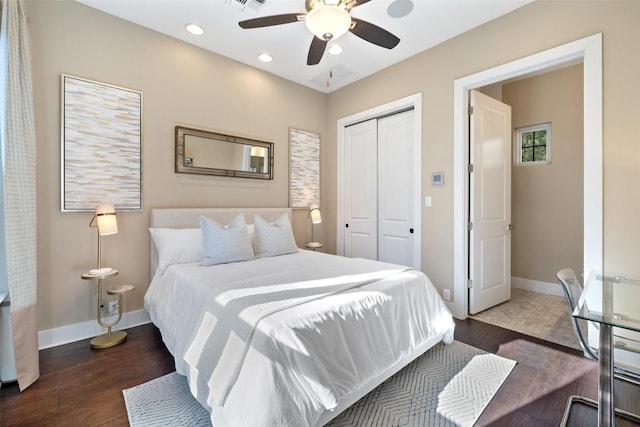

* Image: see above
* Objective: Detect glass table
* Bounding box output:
[571,271,640,427]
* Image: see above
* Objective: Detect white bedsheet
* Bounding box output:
[144,250,455,427]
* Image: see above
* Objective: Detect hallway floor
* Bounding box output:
[470,287,582,350]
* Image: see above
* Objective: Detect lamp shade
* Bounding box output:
[250,146,266,157]
[95,204,118,236]
[309,207,322,224]
[305,3,351,41]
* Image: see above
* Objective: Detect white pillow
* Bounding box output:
[247,223,255,250]
[149,228,203,272]
[253,213,298,258]
[200,214,255,265]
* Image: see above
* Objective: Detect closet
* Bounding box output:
[342,109,418,269]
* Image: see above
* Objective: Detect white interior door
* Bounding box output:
[378,111,415,266]
[469,90,512,315]
[344,119,378,260]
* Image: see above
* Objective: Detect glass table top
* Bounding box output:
[573,271,640,333]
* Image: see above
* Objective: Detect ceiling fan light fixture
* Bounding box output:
[305,3,351,41]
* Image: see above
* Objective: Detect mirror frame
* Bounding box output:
[175,126,274,180]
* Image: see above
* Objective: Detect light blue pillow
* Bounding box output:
[254,213,298,258]
[200,214,255,265]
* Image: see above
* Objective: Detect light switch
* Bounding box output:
[424,196,432,207]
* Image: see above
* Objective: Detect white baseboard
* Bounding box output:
[511,276,563,297]
[38,309,151,350]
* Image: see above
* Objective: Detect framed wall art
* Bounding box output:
[61,74,143,211]
[289,128,320,209]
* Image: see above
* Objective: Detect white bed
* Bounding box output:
[144,207,455,426]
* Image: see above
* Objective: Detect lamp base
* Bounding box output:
[90,330,127,349]
[305,242,323,251]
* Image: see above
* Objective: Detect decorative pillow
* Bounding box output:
[200,214,255,265]
[247,223,255,250]
[253,213,298,258]
[149,228,203,272]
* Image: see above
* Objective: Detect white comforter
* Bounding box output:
[144,250,455,427]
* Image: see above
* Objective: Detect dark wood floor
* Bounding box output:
[1,319,639,426]
[457,319,640,427]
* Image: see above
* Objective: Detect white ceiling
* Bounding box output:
[76,0,533,93]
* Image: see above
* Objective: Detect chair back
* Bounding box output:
[557,268,582,310]
[556,268,598,360]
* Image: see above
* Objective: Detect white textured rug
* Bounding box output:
[123,371,210,427]
[123,341,515,427]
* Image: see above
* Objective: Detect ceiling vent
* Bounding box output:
[226,0,266,13]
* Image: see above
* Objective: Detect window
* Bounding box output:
[515,123,551,165]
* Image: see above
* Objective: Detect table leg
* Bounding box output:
[599,323,615,427]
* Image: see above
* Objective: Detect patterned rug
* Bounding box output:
[470,288,582,350]
[123,341,515,427]
[123,371,210,426]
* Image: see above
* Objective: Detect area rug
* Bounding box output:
[123,341,516,427]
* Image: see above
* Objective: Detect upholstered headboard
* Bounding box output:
[149,207,292,277]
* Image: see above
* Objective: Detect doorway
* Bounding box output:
[451,33,603,319]
[469,63,585,318]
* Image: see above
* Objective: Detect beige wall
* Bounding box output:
[503,64,584,284]
[27,0,640,332]
[325,1,640,299]
[27,0,326,331]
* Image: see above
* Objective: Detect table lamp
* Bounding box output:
[85,203,131,348]
[89,203,118,274]
[308,205,322,248]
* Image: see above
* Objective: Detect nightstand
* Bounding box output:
[81,269,134,349]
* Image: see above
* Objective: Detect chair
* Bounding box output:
[557,268,640,426]
[556,268,640,382]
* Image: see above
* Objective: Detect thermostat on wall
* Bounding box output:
[432,172,444,185]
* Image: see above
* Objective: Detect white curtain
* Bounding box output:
[0,0,39,391]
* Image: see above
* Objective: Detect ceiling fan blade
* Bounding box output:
[349,18,400,49]
[351,0,373,7]
[307,37,327,65]
[239,13,303,29]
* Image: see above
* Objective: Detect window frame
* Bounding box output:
[514,122,552,166]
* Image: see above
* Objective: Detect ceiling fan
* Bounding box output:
[238,0,400,66]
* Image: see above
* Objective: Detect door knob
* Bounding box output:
[508,224,514,231]
[409,228,414,234]
[345,224,349,228]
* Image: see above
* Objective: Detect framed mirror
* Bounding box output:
[175,126,274,180]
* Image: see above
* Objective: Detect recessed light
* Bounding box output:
[185,23,205,36]
[258,53,273,63]
[328,45,343,55]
